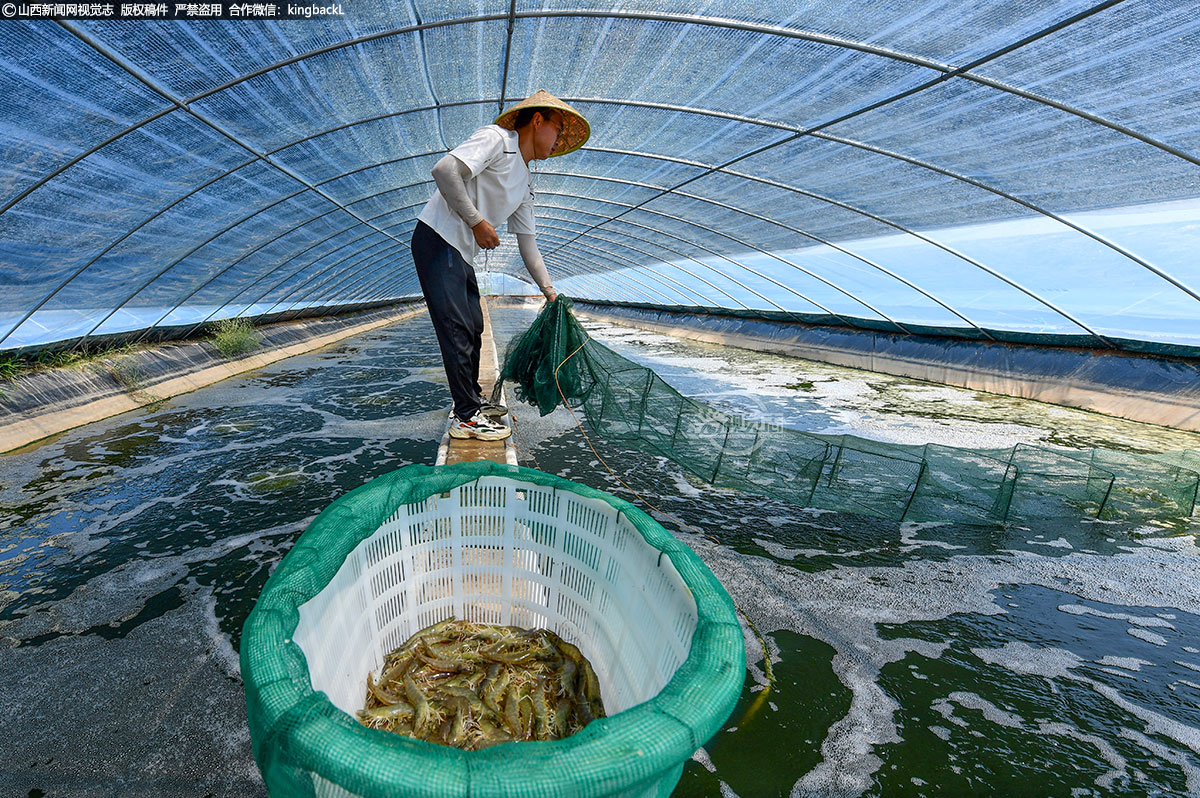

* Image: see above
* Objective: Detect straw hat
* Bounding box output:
[494,90,590,157]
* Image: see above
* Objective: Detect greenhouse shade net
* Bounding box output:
[4,5,1200,353]
[240,460,744,798]
[498,299,1200,531]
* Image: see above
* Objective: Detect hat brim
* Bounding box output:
[494,93,590,157]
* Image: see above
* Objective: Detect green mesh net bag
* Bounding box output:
[241,461,745,797]
[496,301,1199,531]
[496,296,591,416]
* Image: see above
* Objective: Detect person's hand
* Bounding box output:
[472,219,500,249]
[543,286,558,302]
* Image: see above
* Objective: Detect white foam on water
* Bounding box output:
[1096,656,1152,671]
[668,470,703,497]
[1176,661,1200,673]
[940,691,1025,728]
[971,642,1083,679]
[1027,537,1073,549]
[899,522,967,551]
[933,690,1130,788]
[1128,628,1168,646]
[1058,604,1177,628]
[1,523,296,640]
[691,746,717,773]
[676,528,1200,798]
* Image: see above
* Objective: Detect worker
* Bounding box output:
[411,90,590,441]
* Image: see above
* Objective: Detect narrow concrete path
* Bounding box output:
[436,297,517,466]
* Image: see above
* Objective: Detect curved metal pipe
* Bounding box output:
[57,21,418,353]
[535,214,750,308]
[531,221,730,307]
[577,148,997,336]
[18,0,1177,238]
[532,229,705,305]
[540,172,903,328]
[534,204,794,316]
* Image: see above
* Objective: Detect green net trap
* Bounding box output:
[241,461,744,797]
[497,298,1200,531]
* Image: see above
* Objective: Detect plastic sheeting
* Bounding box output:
[2,3,1200,352]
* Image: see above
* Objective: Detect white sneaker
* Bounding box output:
[448,411,511,441]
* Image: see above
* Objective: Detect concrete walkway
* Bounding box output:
[436,298,517,466]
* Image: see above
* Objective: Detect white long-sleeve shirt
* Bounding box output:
[417,125,553,295]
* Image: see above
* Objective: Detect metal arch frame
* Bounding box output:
[8,125,957,351]
[528,220,738,307]
[538,171,912,329]
[63,181,317,351]
[97,138,911,347]
[547,98,1191,329]
[498,0,519,114]
[266,235,413,319]
[265,180,834,327]
[10,10,1182,252]
[262,214,429,319]
[15,0,1186,233]
[171,194,435,341]
[168,174,452,341]
[0,136,445,347]
[511,228,705,305]
[134,157,858,346]
[532,212,754,309]
[12,5,1189,345]
[406,1,451,153]
[577,147,1001,336]
[805,128,1200,305]
[263,212,695,317]
[54,21,420,353]
[251,242,410,327]
[538,177,964,330]
[136,207,380,344]
[45,121,1079,350]
[540,192,983,332]
[146,161,959,344]
[532,202,797,316]
[274,241,414,320]
[532,188,974,329]
[545,144,1115,342]
[560,152,1106,341]
[10,96,1125,350]
[25,106,1108,348]
[16,133,1180,343]
[530,199,848,321]
[173,215,396,341]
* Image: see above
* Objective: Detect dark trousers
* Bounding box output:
[411,221,483,421]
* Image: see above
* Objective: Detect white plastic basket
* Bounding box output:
[293,474,699,724]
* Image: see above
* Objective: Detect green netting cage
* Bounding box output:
[240,460,745,798]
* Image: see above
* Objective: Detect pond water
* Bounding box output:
[1,305,1197,797]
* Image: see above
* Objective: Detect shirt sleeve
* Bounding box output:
[507,185,536,235]
[448,126,506,179]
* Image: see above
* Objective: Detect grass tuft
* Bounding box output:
[212,318,261,359]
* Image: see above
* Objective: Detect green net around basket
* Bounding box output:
[241,461,746,798]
